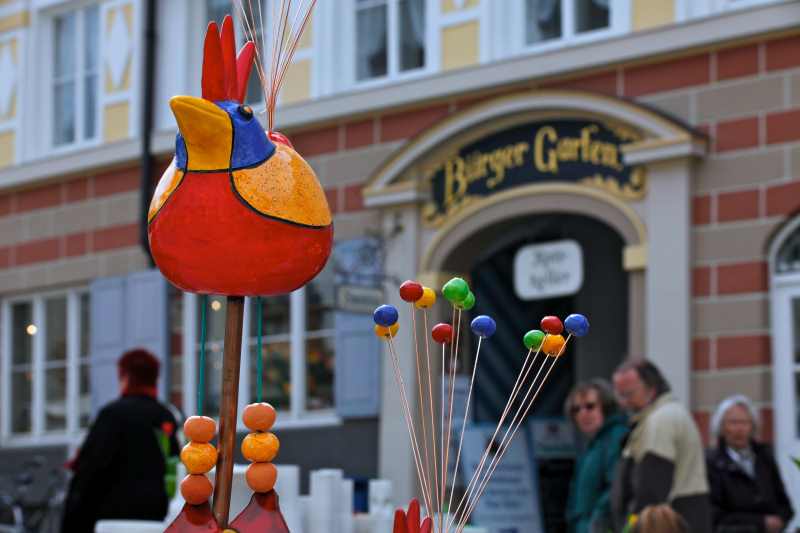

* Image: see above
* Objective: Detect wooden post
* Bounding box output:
[212,295,245,527]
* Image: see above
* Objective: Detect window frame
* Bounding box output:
[1,287,90,447]
[182,288,341,432]
[342,0,437,90]
[44,2,101,155]
[493,0,630,61]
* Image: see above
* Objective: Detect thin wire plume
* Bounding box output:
[234,0,316,130]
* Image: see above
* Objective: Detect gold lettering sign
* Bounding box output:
[423,119,646,227]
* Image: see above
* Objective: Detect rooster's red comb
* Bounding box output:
[202,15,256,103]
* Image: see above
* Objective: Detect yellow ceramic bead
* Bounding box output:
[241,431,280,463]
[180,442,218,475]
[374,323,400,339]
[542,334,566,357]
[415,287,436,309]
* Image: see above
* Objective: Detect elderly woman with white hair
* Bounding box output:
[706,394,794,533]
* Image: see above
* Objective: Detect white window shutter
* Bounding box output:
[334,311,381,418]
[89,269,169,416]
[89,276,126,415]
[125,270,169,400]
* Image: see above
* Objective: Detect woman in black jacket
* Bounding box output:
[706,395,793,533]
[62,349,180,533]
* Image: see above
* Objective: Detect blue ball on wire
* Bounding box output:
[470,315,496,338]
[373,304,399,327]
[564,314,590,337]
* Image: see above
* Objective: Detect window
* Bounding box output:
[2,289,91,442]
[205,0,265,104]
[52,5,99,147]
[525,0,613,46]
[186,263,337,425]
[356,0,426,81]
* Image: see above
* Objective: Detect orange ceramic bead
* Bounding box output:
[242,402,277,432]
[183,416,216,443]
[246,462,278,493]
[241,432,280,463]
[180,474,213,505]
[180,442,218,475]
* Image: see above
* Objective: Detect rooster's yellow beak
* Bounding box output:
[170,96,232,171]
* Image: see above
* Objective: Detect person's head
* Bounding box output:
[634,504,689,533]
[613,358,670,413]
[118,348,160,393]
[711,394,759,450]
[564,379,618,437]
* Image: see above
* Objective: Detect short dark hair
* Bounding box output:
[564,378,618,421]
[614,358,671,396]
[118,348,160,387]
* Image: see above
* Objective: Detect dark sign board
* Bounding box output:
[422,119,645,226]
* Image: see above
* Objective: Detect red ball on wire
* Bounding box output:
[431,323,454,344]
[399,280,424,302]
[540,316,564,335]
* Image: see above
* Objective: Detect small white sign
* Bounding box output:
[513,240,583,300]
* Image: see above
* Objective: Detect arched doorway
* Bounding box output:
[365,90,705,509]
[769,216,800,524]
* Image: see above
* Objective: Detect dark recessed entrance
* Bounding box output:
[445,212,628,532]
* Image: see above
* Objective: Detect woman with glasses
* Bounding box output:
[564,379,628,533]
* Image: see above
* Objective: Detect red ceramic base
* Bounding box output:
[229,491,290,532]
[163,502,220,532]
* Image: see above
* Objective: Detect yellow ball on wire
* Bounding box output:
[374,323,400,340]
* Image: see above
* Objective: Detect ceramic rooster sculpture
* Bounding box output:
[155,12,329,532]
[148,17,332,297]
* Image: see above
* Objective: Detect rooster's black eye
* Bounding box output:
[237,105,253,119]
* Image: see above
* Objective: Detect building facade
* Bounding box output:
[2,0,800,527]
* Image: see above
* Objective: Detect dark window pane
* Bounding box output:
[45,366,68,431]
[45,297,67,362]
[54,12,76,79]
[356,5,387,80]
[80,362,91,427]
[54,81,76,146]
[526,0,562,44]
[250,342,291,410]
[307,264,335,331]
[399,0,425,71]
[12,302,33,366]
[80,293,90,356]
[84,5,100,70]
[576,0,609,33]
[250,295,290,337]
[305,336,334,411]
[84,73,97,139]
[11,369,32,434]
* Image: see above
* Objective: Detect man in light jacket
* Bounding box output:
[610,358,712,531]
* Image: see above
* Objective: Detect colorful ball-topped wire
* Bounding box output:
[540,316,563,335]
[431,323,454,344]
[470,315,496,338]
[399,280,424,302]
[373,304,399,327]
[442,277,470,305]
[523,329,546,350]
[415,287,437,309]
[455,291,476,311]
[565,313,590,337]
